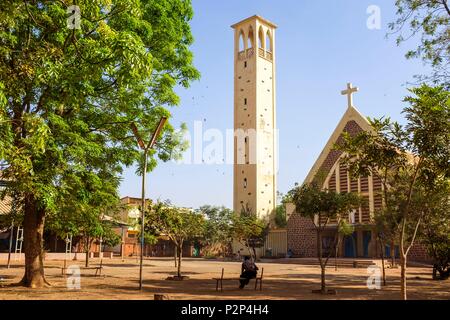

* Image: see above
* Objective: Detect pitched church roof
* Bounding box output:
[303,106,373,184]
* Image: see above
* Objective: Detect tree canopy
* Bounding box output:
[389,0,450,86]
[0,0,199,287]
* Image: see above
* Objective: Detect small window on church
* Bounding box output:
[244,61,247,68]
[244,98,247,105]
[244,178,247,188]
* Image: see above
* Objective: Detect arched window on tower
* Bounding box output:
[258,26,264,49]
[266,30,272,52]
[258,26,265,58]
[247,26,254,49]
[238,30,245,52]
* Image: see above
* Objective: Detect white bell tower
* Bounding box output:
[232,15,277,221]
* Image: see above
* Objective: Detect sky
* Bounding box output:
[119,0,430,209]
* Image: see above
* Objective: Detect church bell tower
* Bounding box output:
[232,15,277,221]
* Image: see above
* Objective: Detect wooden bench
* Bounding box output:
[213,268,264,292]
[61,259,104,277]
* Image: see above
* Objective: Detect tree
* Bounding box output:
[373,208,400,285]
[199,205,234,257]
[274,204,287,228]
[46,176,122,267]
[231,204,269,260]
[389,0,450,86]
[338,85,450,299]
[290,183,360,294]
[0,0,199,287]
[419,179,450,280]
[146,202,204,278]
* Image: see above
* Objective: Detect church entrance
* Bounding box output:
[363,231,372,258]
[344,232,357,258]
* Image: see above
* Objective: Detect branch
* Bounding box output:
[405,215,423,256]
[442,0,450,16]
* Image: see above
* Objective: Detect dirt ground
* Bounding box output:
[0,257,449,300]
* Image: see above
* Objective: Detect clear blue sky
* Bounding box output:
[119,0,429,209]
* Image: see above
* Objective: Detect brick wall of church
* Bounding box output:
[287,213,317,258]
[409,243,433,263]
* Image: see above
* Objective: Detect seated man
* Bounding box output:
[239,256,258,289]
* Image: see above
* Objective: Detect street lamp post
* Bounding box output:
[131,117,168,291]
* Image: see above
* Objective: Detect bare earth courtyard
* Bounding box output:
[0,258,449,300]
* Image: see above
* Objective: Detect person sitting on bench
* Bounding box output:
[239,256,258,289]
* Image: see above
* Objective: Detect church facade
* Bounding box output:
[287,104,382,259]
[286,90,430,262]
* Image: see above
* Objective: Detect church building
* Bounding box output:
[287,84,382,258]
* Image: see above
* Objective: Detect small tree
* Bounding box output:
[274,205,287,229]
[290,183,360,294]
[200,205,234,257]
[231,204,269,260]
[146,202,204,278]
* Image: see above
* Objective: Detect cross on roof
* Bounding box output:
[341,82,359,108]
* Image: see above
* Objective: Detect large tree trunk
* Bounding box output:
[400,254,407,300]
[20,195,48,288]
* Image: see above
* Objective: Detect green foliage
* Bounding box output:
[419,179,450,279]
[231,204,270,259]
[274,204,287,228]
[145,202,205,246]
[101,223,122,248]
[289,183,360,293]
[338,219,354,238]
[389,0,450,86]
[290,183,361,228]
[199,205,234,255]
[145,202,204,277]
[0,0,199,283]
